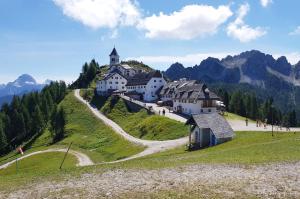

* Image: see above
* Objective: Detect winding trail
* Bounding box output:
[74,89,189,163]
[0,149,94,170]
[0,90,189,170]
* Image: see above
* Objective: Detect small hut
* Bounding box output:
[186,113,234,149]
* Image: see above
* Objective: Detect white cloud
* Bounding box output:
[53,0,141,29]
[126,52,234,70]
[260,0,273,7]
[138,5,233,40]
[227,3,267,43]
[289,26,300,36]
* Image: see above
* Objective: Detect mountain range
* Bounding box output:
[164,50,300,114]
[165,50,300,87]
[0,74,48,106]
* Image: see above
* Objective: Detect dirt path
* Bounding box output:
[2,162,299,198]
[0,149,94,170]
[74,89,189,163]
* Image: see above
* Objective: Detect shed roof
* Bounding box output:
[186,113,235,139]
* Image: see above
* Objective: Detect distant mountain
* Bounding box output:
[164,50,300,114]
[0,74,47,106]
[165,50,300,87]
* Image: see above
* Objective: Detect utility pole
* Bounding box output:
[15,156,18,174]
[271,106,274,137]
[59,142,73,170]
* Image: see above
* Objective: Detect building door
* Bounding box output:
[201,128,211,147]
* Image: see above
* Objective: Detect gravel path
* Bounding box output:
[75,89,189,163]
[0,148,94,170]
[229,120,300,132]
[119,95,187,123]
[2,162,299,198]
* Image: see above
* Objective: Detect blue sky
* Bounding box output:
[0,0,300,84]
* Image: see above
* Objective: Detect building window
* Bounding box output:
[109,82,112,84]
[208,109,211,112]
[154,80,156,82]
[154,86,156,88]
[122,87,125,89]
[159,80,162,82]
[122,82,125,84]
[201,109,203,113]
[116,82,118,84]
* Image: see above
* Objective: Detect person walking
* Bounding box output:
[245,118,248,126]
[162,109,166,116]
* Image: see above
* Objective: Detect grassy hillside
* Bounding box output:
[0,91,144,170]
[58,92,144,162]
[115,131,300,169]
[0,152,77,176]
[100,96,188,140]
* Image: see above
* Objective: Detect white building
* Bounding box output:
[126,71,166,102]
[160,80,220,115]
[96,70,127,96]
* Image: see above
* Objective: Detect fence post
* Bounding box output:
[59,142,73,170]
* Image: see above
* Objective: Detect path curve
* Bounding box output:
[75,89,188,163]
[0,149,94,170]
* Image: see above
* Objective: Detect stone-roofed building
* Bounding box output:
[160,79,220,115]
[186,113,235,149]
[126,70,166,102]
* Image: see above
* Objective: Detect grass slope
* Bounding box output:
[100,97,188,140]
[0,152,77,176]
[113,131,300,169]
[58,92,144,162]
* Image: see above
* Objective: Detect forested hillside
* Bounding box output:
[215,86,298,126]
[0,82,67,155]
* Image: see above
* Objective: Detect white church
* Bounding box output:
[96,47,166,102]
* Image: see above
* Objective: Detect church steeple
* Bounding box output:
[109,46,120,66]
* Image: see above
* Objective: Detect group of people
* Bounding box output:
[158,109,166,116]
[247,118,292,131]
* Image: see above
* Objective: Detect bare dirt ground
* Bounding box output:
[2,162,299,199]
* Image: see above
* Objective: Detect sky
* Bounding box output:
[0,0,300,84]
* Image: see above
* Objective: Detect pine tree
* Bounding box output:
[32,105,45,135]
[0,119,8,154]
[51,107,66,142]
[289,110,297,127]
[223,91,229,111]
[250,95,258,119]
